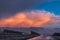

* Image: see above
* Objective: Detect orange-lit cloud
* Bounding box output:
[0,10,60,28]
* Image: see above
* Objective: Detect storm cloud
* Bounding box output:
[0,0,45,18]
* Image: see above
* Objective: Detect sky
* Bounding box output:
[0,0,60,28]
[32,0,60,15]
[0,0,45,18]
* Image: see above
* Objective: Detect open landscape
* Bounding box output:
[0,0,60,40]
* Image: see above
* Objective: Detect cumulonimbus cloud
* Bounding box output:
[0,10,60,28]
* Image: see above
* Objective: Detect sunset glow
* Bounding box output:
[0,10,60,28]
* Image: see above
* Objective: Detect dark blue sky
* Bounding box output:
[0,0,60,18]
[32,0,60,15]
[0,0,45,18]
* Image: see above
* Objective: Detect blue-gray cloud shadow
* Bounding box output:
[0,0,45,18]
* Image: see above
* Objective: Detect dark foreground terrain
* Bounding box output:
[0,29,40,40]
[0,29,60,40]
